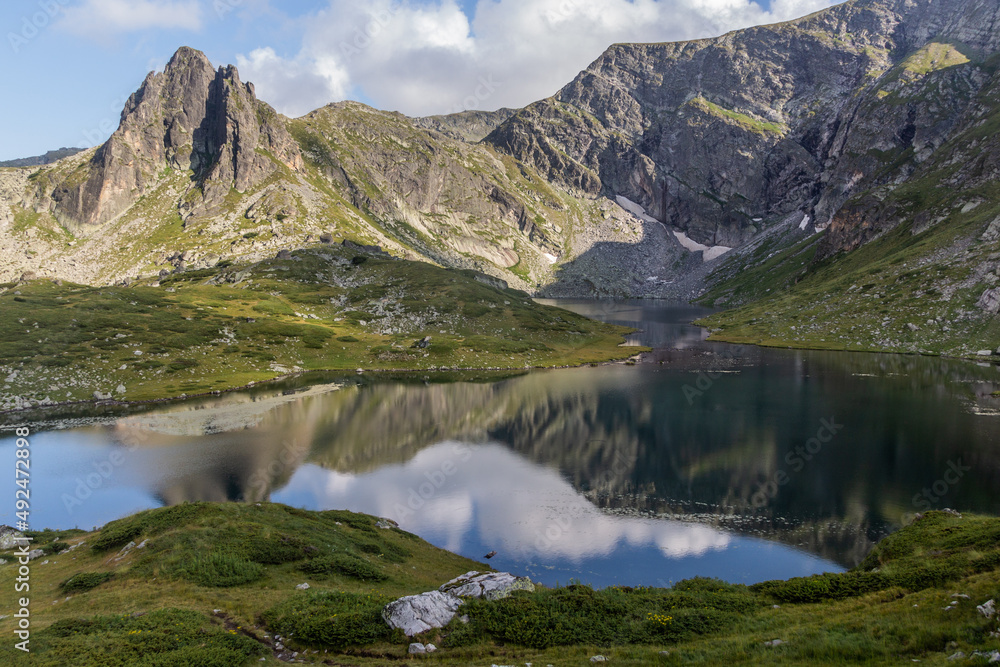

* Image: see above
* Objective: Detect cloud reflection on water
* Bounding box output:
[276,441,732,564]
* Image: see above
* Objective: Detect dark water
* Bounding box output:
[3,300,999,588]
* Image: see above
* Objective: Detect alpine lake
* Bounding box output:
[3,300,999,588]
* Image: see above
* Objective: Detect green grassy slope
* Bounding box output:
[0,245,635,410]
[697,87,1000,356]
[694,44,1000,358]
[697,202,1000,356]
[1,507,997,665]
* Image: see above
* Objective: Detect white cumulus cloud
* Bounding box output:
[238,0,837,117]
[59,0,203,34]
[236,47,351,118]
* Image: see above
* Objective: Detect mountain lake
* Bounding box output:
[3,300,999,588]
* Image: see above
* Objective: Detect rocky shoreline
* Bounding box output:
[0,352,644,423]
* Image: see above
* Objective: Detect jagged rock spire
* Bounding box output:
[49,46,301,228]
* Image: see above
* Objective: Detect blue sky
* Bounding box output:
[0,0,830,161]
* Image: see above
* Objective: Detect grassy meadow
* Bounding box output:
[0,245,636,410]
[0,506,997,665]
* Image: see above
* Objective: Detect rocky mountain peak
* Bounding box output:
[47,46,301,229]
[486,0,1000,247]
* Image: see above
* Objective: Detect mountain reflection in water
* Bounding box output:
[4,300,1000,587]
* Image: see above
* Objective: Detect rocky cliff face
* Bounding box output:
[486,0,1000,249]
[4,48,674,293]
[289,102,558,273]
[411,108,517,143]
[43,47,301,229]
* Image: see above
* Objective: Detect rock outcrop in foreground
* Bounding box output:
[383,571,535,636]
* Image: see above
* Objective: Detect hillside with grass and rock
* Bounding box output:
[0,505,997,665]
[4,0,1000,358]
[0,243,634,411]
[3,0,1000,406]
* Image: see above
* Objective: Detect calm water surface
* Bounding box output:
[3,300,999,587]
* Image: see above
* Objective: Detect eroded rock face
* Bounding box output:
[439,571,536,600]
[381,590,464,637]
[46,47,301,229]
[486,0,1000,250]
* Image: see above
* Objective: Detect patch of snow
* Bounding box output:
[615,195,660,224]
[672,230,731,262]
[542,253,558,264]
[673,230,710,253]
[799,215,811,231]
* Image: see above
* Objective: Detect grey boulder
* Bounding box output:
[0,526,25,550]
[382,591,464,637]
[440,571,535,600]
[0,526,24,551]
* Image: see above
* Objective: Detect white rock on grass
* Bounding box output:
[384,572,535,637]
[382,591,464,637]
[0,526,25,550]
[970,650,1000,663]
[439,571,535,600]
[978,599,996,619]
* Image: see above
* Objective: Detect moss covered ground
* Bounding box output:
[0,245,636,409]
[0,507,997,665]
[696,179,1000,358]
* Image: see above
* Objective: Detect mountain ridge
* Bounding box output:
[0,147,84,169]
[3,0,1000,356]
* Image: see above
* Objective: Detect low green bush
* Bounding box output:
[183,552,264,588]
[299,553,387,582]
[244,533,308,565]
[263,591,399,649]
[90,522,144,552]
[42,540,70,555]
[37,609,265,667]
[446,581,761,649]
[60,572,113,593]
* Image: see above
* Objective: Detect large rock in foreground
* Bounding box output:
[382,591,464,637]
[439,570,535,600]
[383,571,535,636]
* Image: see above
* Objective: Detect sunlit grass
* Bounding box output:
[0,507,997,665]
